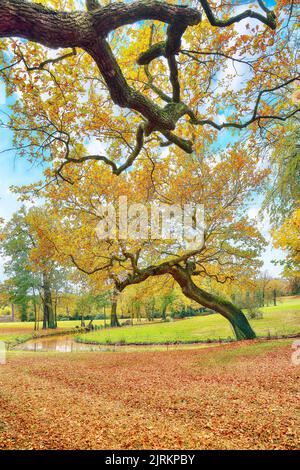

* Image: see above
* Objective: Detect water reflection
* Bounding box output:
[15,335,114,353]
[14,334,219,353]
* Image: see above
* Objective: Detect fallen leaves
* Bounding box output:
[0,340,299,450]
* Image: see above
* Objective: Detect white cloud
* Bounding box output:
[86,138,107,155]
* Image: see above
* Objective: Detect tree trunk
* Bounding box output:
[170,266,256,340]
[42,273,56,329]
[42,302,48,329]
[137,304,141,323]
[11,303,15,322]
[32,286,38,331]
[110,288,120,327]
[103,305,107,327]
[54,294,58,328]
[88,319,94,330]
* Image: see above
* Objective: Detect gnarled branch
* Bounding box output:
[0,0,286,164]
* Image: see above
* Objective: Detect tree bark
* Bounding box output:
[0,1,201,47]
[42,298,48,330]
[110,288,120,327]
[103,305,107,327]
[32,285,38,331]
[11,303,15,322]
[170,266,256,340]
[42,272,56,329]
[0,1,278,158]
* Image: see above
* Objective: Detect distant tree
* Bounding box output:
[74,293,94,327]
[160,290,176,321]
[0,206,68,329]
[263,123,300,275]
[273,207,300,276]
[263,123,300,227]
[258,271,272,307]
[287,276,300,295]
[144,297,156,322]
[0,207,40,325]
[93,291,111,327]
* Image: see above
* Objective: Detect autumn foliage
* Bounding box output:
[0,341,299,450]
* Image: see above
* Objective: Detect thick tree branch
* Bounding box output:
[0,1,202,47]
[0,0,285,160]
[85,38,179,132]
[0,0,87,48]
[114,248,204,291]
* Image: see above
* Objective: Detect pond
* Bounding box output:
[13,333,222,353]
[14,334,115,353]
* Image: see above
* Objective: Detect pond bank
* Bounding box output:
[12,331,300,353]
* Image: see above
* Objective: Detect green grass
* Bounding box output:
[1,297,299,346]
[0,318,154,346]
[0,317,151,334]
[0,333,33,347]
[260,296,300,313]
[0,321,94,346]
[0,319,105,332]
[76,297,300,345]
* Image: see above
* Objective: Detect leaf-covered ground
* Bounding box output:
[0,340,299,450]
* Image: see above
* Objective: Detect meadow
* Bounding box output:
[0,318,148,347]
[0,320,103,347]
[0,298,299,450]
[76,297,300,345]
[0,297,299,348]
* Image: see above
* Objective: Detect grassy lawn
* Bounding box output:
[1,296,299,346]
[0,318,156,347]
[0,339,298,449]
[0,320,106,347]
[76,296,300,345]
[0,319,105,333]
[260,296,300,313]
[0,320,101,347]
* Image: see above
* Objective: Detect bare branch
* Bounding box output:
[190,77,300,130]
[57,123,144,179]
[198,0,276,29]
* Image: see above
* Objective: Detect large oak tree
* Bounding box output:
[0,0,299,338]
[21,144,268,339]
[0,0,298,175]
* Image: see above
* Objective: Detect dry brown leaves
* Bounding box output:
[0,341,299,450]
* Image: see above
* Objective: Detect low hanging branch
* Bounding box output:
[69,246,256,340]
[0,0,298,174]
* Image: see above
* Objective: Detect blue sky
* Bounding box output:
[0,0,285,282]
[0,85,45,280]
[0,93,43,224]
